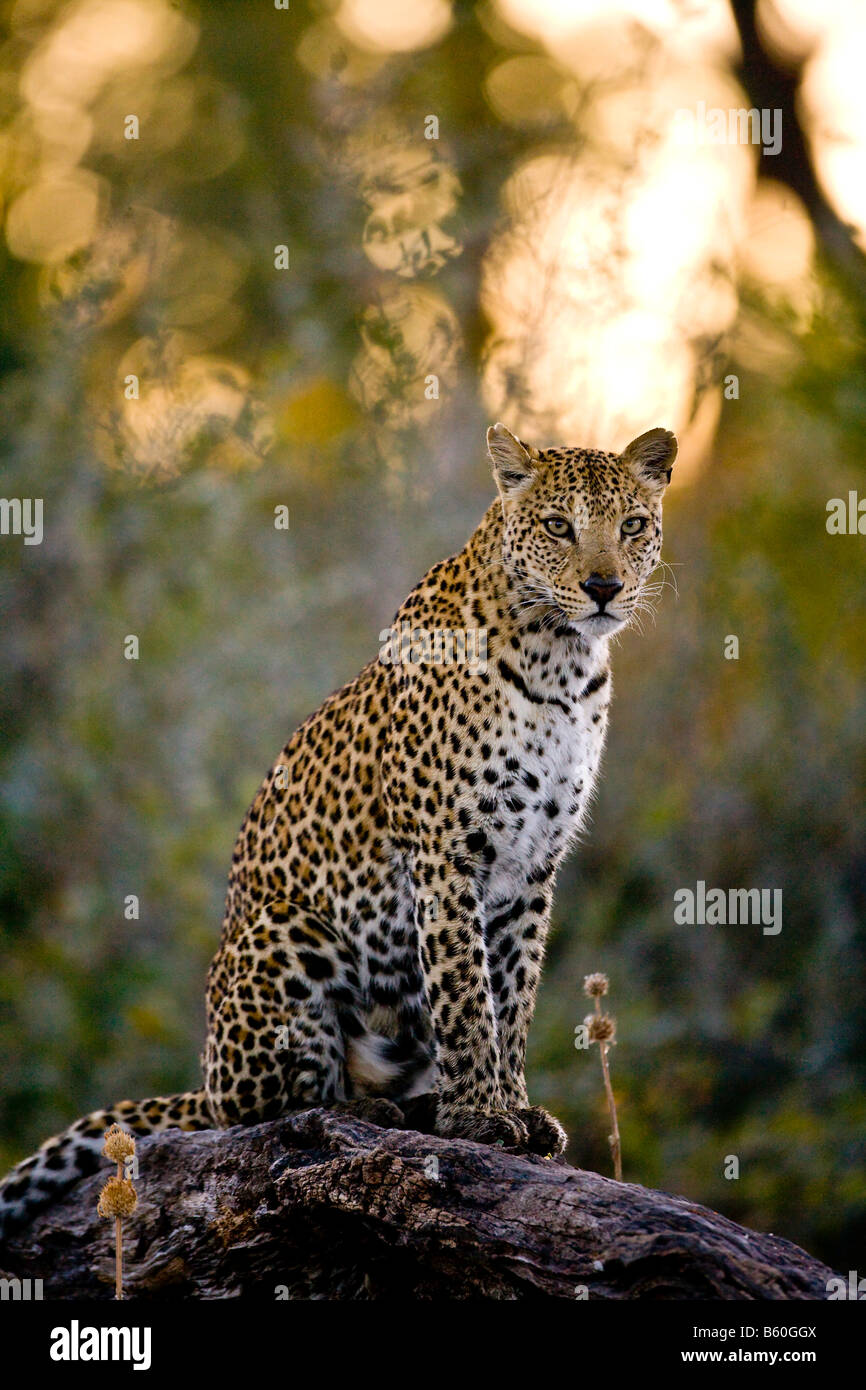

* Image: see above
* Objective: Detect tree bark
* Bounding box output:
[0,1109,837,1300]
[730,0,866,288]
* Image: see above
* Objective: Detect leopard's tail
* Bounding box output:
[345,1023,437,1101]
[0,1088,213,1241]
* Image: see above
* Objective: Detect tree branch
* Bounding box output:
[0,1110,837,1299]
[729,0,866,287]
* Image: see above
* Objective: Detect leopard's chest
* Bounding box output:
[471,662,611,907]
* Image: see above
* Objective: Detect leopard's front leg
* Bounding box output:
[487,879,567,1156]
[412,854,529,1149]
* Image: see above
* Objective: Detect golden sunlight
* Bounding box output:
[334,0,452,54]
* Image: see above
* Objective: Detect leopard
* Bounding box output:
[0,420,676,1236]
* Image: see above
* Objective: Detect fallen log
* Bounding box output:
[0,1108,837,1300]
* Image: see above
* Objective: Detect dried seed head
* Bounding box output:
[586,1012,617,1045]
[102,1125,136,1163]
[97,1176,138,1220]
[583,973,609,999]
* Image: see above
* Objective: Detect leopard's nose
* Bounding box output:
[579,573,623,610]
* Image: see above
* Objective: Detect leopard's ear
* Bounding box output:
[487,422,539,497]
[622,427,677,487]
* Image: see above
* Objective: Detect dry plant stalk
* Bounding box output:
[97,1125,137,1299]
[583,972,622,1182]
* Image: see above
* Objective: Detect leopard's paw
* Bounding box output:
[512,1105,567,1156]
[332,1097,406,1129]
[435,1103,529,1149]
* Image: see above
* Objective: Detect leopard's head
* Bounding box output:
[487,422,677,640]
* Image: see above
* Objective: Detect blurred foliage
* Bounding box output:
[0,0,864,1273]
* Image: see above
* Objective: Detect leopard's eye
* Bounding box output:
[543,516,573,540]
[621,516,647,537]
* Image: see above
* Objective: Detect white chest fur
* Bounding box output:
[476,645,611,910]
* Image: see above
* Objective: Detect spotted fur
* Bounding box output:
[0,422,676,1234]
